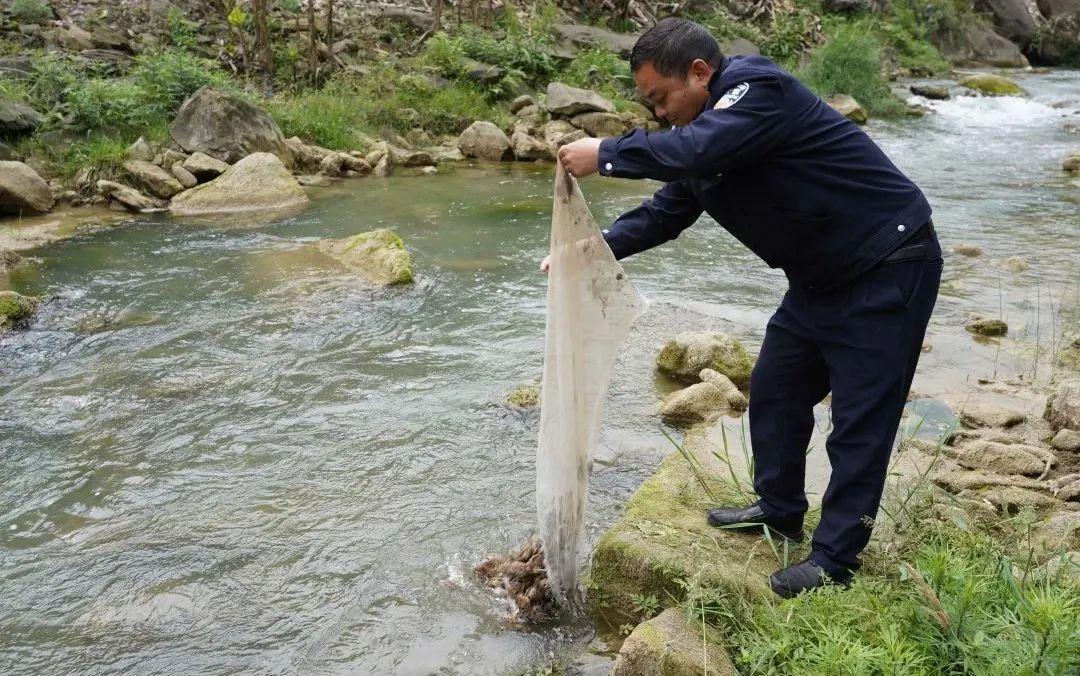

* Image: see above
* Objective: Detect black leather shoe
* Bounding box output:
[770,557,853,598]
[706,502,805,542]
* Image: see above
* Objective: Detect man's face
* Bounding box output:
[633,59,714,127]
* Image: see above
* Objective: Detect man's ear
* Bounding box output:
[688,58,713,85]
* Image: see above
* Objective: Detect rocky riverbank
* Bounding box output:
[589,325,1080,674]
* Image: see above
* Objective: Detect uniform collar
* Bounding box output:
[702,57,731,113]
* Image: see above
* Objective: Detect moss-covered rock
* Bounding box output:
[0,290,39,332]
[656,332,754,388]
[959,73,1026,96]
[611,608,737,676]
[506,384,540,409]
[965,317,1008,336]
[589,427,778,622]
[316,228,414,286]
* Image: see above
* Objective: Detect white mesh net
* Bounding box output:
[536,163,647,606]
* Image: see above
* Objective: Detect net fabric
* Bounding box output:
[536,163,647,605]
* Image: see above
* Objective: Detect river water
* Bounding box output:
[1,70,1078,674]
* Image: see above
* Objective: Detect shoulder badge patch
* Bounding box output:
[714,82,750,110]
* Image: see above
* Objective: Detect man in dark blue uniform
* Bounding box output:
[553,18,942,598]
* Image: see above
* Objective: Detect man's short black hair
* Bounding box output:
[630,17,723,78]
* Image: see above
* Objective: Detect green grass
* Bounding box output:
[671,426,1080,676]
[797,20,907,117]
[9,0,52,24]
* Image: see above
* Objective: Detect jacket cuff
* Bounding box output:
[597,137,621,177]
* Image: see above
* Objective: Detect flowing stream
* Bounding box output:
[1,70,1078,674]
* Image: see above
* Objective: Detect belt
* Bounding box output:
[882,220,935,264]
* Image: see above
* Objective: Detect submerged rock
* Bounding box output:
[0,160,54,215]
[0,248,21,274]
[1064,150,1080,173]
[965,317,1008,337]
[952,243,983,257]
[657,331,753,388]
[169,152,307,216]
[824,94,867,124]
[457,121,513,161]
[1045,379,1080,431]
[612,608,736,676]
[506,384,540,409]
[169,86,294,166]
[0,290,39,332]
[959,73,1025,96]
[1003,256,1029,272]
[911,84,950,100]
[316,228,414,286]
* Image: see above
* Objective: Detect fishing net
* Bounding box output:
[475,163,645,617]
[535,163,646,605]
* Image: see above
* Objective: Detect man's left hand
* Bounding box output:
[558,138,602,178]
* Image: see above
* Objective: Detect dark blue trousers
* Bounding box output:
[748,232,942,576]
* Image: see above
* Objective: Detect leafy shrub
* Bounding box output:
[797,22,905,116]
[130,50,228,117]
[557,49,634,103]
[9,0,52,24]
[67,79,156,132]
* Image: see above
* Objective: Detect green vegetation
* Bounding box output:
[798,20,907,116]
[9,0,52,25]
[664,427,1080,675]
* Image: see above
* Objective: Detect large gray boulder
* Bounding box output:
[0,161,54,215]
[545,82,616,116]
[975,0,1039,44]
[936,23,1029,67]
[0,100,43,139]
[552,23,638,57]
[169,87,295,166]
[1037,0,1080,17]
[457,121,513,161]
[169,152,308,216]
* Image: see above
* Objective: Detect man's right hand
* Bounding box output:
[540,255,550,274]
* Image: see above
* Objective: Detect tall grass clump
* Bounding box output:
[798,21,906,116]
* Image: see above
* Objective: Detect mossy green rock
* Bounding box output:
[959,74,1025,97]
[612,608,737,676]
[589,427,777,622]
[0,290,39,332]
[656,331,753,388]
[965,317,1008,336]
[316,228,414,286]
[506,384,540,408]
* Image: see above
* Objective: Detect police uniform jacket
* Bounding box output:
[596,55,933,292]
